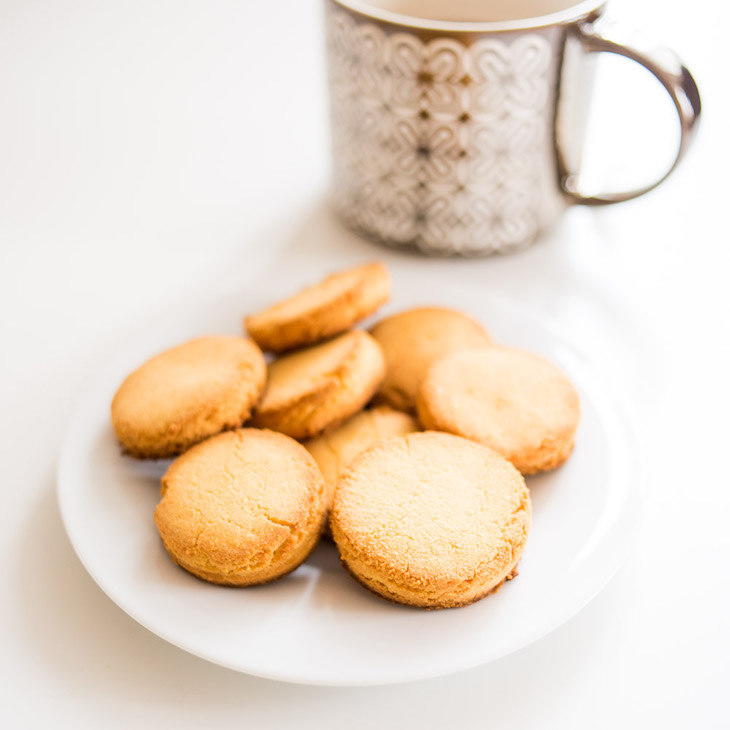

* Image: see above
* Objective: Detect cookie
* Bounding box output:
[304,405,418,492]
[370,307,491,411]
[245,262,390,352]
[111,336,266,459]
[251,330,385,440]
[331,431,530,609]
[154,429,327,586]
[417,346,580,474]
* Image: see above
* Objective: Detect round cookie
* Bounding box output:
[111,336,266,459]
[370,307,491,412]
[245,262,390,352]
[331,432,531,609]
[304,405,418,493]
[417,346,580,474]
[252,330,385,440]
[154,429,327,586]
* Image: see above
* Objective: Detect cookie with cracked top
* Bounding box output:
[154,428,327,586]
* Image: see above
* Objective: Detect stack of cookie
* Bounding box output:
[111,262,579,609]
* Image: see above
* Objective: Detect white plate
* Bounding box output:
[57,265,641,686]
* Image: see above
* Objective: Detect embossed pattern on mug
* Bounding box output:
[326,5,558,255]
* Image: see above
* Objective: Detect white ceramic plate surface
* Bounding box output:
[58,265,641,686]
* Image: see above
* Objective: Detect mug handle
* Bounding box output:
[561,21,702,206]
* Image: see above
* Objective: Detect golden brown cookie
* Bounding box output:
[245,262,390,352]
[251,330,385,440]
[370,307,491,412]
[331,431,530,609]
[417,346,580,474]
[154,429,327,586]
[111,336,266,459]
[304,405,418,494]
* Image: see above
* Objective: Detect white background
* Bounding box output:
[1,0,728,727]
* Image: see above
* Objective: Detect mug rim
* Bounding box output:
[330,0,605,32]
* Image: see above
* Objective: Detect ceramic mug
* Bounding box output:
[324,0,700,255]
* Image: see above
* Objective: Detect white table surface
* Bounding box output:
[1,0,728,727]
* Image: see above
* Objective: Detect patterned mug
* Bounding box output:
[325,0,700,255]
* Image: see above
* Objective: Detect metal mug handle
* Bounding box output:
[561,21,702,206]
